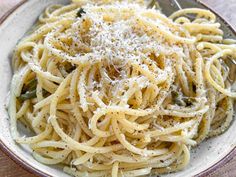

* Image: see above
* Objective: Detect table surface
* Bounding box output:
[0,0,236,177]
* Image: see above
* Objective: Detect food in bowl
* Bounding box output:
[8,0,236,176]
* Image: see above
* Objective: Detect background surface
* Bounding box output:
[0,0,236,176]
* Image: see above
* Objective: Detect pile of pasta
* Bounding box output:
[9,0,235,176]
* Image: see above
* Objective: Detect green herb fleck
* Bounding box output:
[18,90,37,101]
[18,78,50,101]
[171,91,185,106]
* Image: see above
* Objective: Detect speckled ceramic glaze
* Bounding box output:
[0,0,235,177]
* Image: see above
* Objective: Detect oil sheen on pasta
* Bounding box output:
[9,0,236,176]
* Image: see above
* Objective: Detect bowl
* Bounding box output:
[0,0,235,176]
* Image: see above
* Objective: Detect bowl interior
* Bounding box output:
[0,0,235,177]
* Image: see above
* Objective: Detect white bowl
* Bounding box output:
[0,0,235,176]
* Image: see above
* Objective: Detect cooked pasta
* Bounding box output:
[8,0,235,176]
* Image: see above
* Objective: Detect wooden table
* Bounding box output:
[0,0,235,176]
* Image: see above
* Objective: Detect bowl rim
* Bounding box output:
[0,0,235,177]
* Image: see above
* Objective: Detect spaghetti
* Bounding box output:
[8,0,236,176]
